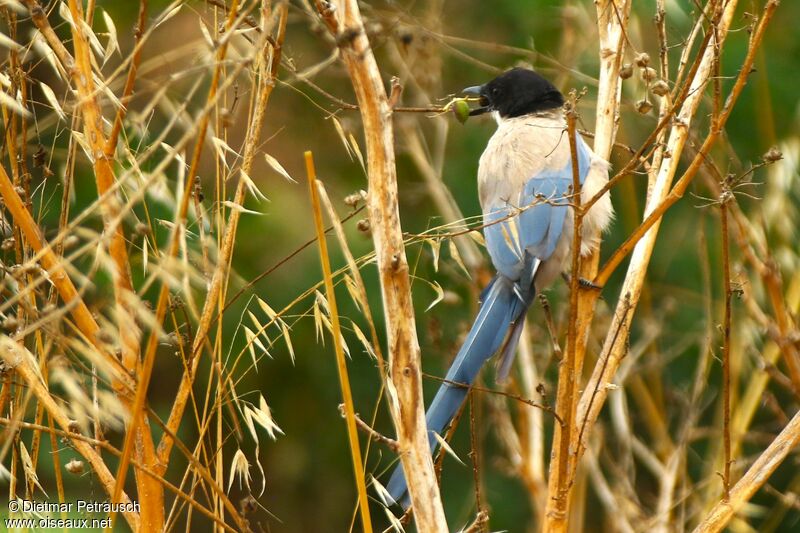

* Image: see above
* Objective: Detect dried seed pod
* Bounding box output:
[219,108,233,129]
[641,67,658,82]
[763,146,783,163]
[65,459,84,474]
[634,52,650,67]
[619,63,633,80]
[650,80,669,96]
[356,219,371,233]
[33,145,47,168]
[452,99,471,124]
[636,99,653,114]
[344,193,362,207]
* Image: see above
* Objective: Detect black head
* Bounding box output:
[463,68,564,118]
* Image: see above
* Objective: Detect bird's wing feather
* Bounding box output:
[484,167,576,283]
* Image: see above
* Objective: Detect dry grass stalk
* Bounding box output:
[2,2,289,530]
[48,0,160,525]
[720,193,733,498]
[15,1,171,527]
[64,0,142,387]
[516,320,546,517]
[544,97,585,523]
[0,165,123,378]
[314,1,448,530]
[577,0,728,469]
[110,0,247,513]
[306,151,373,532]
[22,0,75,73]
[315,179,385,368]
[544,0,781,529]
[0,340,139,529]
[157,0,288,470]
[543,0,631,527]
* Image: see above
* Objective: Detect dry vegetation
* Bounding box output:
[0,0,798,532]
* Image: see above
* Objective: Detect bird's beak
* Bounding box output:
[462,85,483,96]
[462,84,490,116]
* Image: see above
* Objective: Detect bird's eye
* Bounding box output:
[491,87,500,96]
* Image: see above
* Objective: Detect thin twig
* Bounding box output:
[720,191,733,499]
[344,406,399,452]
[422,373,563,426]
[545,95,585,524]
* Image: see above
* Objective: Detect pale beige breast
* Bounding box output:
[477,113,614,265]
[477,114,571,211]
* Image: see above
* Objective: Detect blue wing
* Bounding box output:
[483,134,592,283]
[483,173,569,281]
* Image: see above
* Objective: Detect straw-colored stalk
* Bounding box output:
[0,340,139,530]
[315,0,448,529]
[110,0,245,515]
[720,195,733,498]
[0,169,125,379]
[545,99,585,521]
[543,0,630,527]
[571,0,777,525]
[156,1,288,471]
[545,0,780,529]
[62,0,163,527]
[306,152,373,532]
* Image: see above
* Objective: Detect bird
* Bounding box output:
[383,67,614,508]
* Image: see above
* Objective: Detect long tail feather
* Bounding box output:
[384,276,526,507]
[495,310,529,384]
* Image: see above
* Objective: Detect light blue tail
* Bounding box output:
[384,275,532,507]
